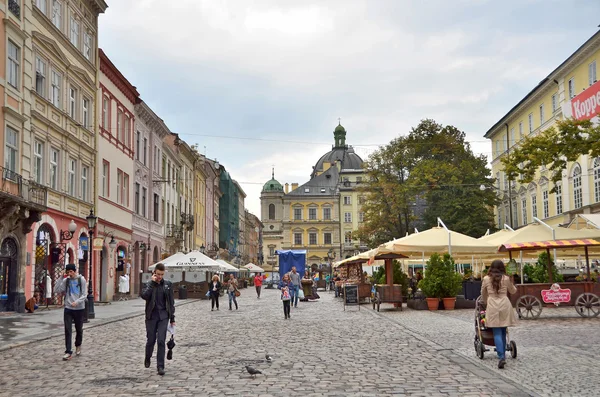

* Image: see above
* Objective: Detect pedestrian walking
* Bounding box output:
[278,273,293,319]
[209,275,222,311]
[226,273,239,310]
[141,263,175,376]
[481,259,517,369]
[289,266,301,308]
[54,263,87,361]
[254,273,265,298]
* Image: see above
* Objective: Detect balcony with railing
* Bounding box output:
[165,224,183,240]
[8,0,20,18]
[0,166,47,209]
[180,212,195,231]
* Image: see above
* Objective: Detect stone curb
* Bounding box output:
[364,307,541,397]
[0,299,200,352]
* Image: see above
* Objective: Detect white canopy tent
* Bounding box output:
[216,259,240,272]
[149,250,221,272]
[244,263,265,273]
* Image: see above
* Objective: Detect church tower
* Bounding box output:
[260,168,285,272]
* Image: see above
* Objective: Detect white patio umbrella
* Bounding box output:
[244,263,265,273]
[216,259,239,272]
[150,250,221,272]
[149,252,186,271]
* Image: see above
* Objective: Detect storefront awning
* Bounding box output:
[500,239,600,251]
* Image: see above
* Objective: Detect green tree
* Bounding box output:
[371,260,409,295]
[501,118,600,192]
[356,119,497,245]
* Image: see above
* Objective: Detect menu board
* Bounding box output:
[344,284,359,305]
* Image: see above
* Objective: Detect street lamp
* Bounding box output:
[327,248,335,291]
[59,220,77,241]
[85,209,97,320]
[108,236,117,250]
[480,183,514,229]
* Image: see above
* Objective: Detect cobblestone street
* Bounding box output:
[1,289,596,396]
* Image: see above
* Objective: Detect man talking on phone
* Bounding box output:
[141,263,175,375]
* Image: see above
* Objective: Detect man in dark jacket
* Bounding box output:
[141,263,175,376]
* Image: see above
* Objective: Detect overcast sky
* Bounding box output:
[99,0,600,216]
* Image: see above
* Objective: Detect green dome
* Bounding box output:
[335,124,346,133]
[262,178,283,192]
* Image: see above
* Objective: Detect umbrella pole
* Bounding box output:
[385,259,393,286]
[519,251,524,285]
[546,248,553,284]
[585,246,591,281]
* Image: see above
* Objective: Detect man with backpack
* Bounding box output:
[55,263,87,361]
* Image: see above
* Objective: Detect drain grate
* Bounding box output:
[90,377,144,386]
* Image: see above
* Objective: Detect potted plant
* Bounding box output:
[418,253,445,310]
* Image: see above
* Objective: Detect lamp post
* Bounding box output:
[327,248,335,292]
[480,183,514,229]
[85,209,97,320]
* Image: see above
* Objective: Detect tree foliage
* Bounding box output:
[355,119,497,247]
[501,118,600,192]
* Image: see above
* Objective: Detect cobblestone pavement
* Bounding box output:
[0,289,530,397]
[378,301,600,397]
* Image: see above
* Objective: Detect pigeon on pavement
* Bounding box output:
[245,365,262,378]
[265,354,273,363]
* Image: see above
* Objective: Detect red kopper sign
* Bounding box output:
[571,80,600,120]
[541,284,571,304]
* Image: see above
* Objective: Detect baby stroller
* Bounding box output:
[474,296,517,360]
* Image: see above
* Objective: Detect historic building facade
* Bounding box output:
[97,49,136,301]
[485,31,600,229]
[260,123,365,271]
[162,133,183,254]
[203,158,221,255]
[132,100,168,293]
[28,0,107,308]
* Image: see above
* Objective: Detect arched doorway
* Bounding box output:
[115,245,127,295]
[35,223,56,304]
[0,237,19,311]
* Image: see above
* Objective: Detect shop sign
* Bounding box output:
[93,237,104,251]
[571,80,600,120]
[541,283,571,304]
[79,236,89,251]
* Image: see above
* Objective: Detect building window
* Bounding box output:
[552,94,557,113]
[7,41,20,89]
[102,161,108,196]
[269,246,275,256]
[518,122,523,140]
[539,104,544,125]
[143,137,147,165]
[344,212,352,223]
[70,16,79,48]
[36,0,47,13]
[542,190,549,219]
[294,208,302,220]
[4,127,18,174]
[51,71,61,107]
[81,165,88,201]
[594,158,600,203]
[142,187,147,217]
[556,183,563,214]
[136,132,140,160]
[294,232,302,245]
[83,31,92,60]
[528,113,533,133]
[68,159,76,196]
[117,110,123,140]
[116,170,122,204]
[573,164,582,209]
[322,232,331,245]
[519,198,526,226]
[359,212,364,223]
[35,57,46,96]
[268,204,275,219]
[510,128,515,145]
[33,140,44,184]
[102,96,108,129]
[589,61,597,86]
[49,148,59,189]
[82,98,90,129]
[343,196,351,205]
[123,174,129,207]
[69,87,76,119]
[308,208,317,220]
[495,140,500,157]
[568,78,575,99]
[344,231,352,244]
[124,116,130,147]
[134,183,140,214]
[154,194,159,222]
[52,0,61,29]
[531,194,537,219]
[323,207,331,220]
[309,233,317,245]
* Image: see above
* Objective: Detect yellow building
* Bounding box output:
[485,31,600,228]
[193,152,207,251]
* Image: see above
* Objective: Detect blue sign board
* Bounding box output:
[79,236,89,251]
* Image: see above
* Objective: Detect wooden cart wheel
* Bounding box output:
[476,341,485,359]
[516,295,542,319]
[575,293,600,318]
[509,341,517,359]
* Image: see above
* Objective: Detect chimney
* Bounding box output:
[285,183,289,193]
[291,183,298,192]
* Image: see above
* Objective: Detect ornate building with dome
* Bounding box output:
[260,123,367,272]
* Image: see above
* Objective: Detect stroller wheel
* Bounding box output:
[509,341,517,359]
[476,341,485,360]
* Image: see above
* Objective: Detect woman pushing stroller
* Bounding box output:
[481,259,517,369]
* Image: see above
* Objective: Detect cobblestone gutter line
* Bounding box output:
[365,308,540,397]
[0,299,200,353]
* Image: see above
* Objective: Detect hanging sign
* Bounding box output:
[93,237,103,251]
[79,236,89,251]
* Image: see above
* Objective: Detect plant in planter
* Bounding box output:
[418,253,462,310]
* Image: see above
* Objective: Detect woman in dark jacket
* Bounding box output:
[209,275,222,311]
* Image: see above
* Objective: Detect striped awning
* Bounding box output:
[500,239,600,251]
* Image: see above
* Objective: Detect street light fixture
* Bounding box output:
[108,236,117,250]
[59,220,77,241]
[85,209,97,320]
